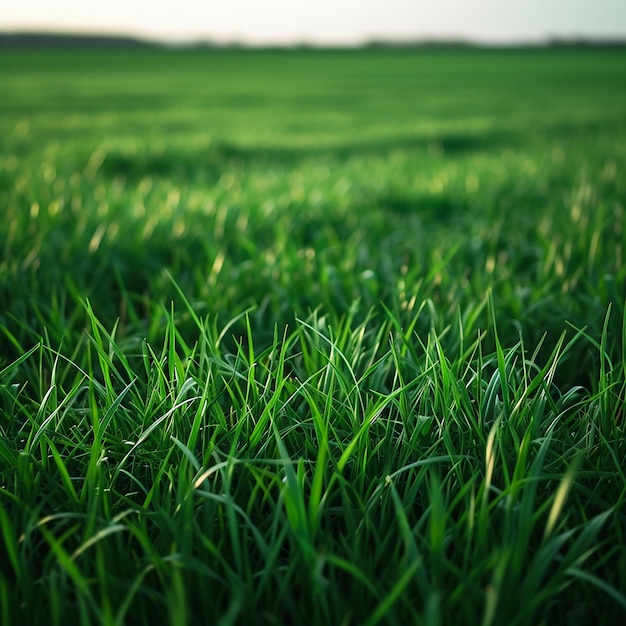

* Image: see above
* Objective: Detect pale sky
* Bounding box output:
[2,0,625,45]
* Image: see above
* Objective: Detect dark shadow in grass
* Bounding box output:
[96,129,515,183]
[376,192,461,221]
[97,149,222,183]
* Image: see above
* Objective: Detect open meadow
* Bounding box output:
[1,44,625,624]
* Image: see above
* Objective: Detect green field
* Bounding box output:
[1,46,625,625]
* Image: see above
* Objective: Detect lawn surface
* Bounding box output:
[1,45,625,624]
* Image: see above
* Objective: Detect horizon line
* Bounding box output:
[2,29,626,50]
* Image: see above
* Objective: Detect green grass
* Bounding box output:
[1,46,625,624]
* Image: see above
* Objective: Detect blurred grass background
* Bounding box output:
[1,45,625,382]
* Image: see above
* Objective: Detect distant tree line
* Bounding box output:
[0,31,624,50]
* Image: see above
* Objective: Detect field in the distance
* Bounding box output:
[1,46,625,625]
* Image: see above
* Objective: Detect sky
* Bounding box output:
[2,0,626,45]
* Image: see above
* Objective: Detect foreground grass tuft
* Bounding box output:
[1,295,625,624]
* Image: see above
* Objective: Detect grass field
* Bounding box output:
[1,45,626,625]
